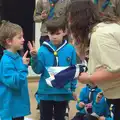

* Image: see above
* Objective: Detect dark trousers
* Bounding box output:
[39,36,49,46]
[40,100,68,120]
[12,117,24,120]
[72,112,85,120]
[107,98,120,120]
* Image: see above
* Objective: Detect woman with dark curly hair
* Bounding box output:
[67,0,120,120]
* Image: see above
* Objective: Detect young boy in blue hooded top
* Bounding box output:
[72,83,101,120]
[0,21,30,120]
[84,92,113,120]
[28,16,77,120]
[72,83,113,120]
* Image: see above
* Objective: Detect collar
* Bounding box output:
[87,84,98,90]
[43,40,67,66]
[4,50,20,59]
[43,40,68,52]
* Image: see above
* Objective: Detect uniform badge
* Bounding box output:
[66,57,71,62]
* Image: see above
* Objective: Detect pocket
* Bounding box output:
[59,8,65,15]
[54,6,66,17]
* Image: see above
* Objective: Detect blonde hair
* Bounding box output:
[0,20,22,47]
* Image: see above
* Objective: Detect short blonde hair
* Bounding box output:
[0,20,22,47]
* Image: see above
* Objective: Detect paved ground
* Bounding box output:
[26,81,84,120]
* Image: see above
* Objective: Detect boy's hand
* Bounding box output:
[28,41,37,57]
[22,51,30,65]
[79,102,85,108]
[41,10,48,19]
[72,92,78,101]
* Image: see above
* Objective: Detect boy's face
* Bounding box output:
[48,29,66,46]
[7,31,24,52]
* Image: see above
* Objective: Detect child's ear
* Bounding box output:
[6,38,12,46]
[63,28,68,36]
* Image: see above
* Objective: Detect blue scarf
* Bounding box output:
[94,0,112,12]
[48,0,58,19]
[42,40,67,66]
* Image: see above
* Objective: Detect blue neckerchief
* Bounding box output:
[42,40,67,66]
[94,0,112,12]
[48,0,58,19]
[87,84,98,103]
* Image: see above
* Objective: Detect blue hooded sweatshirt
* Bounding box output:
[76,85,102,114]
[0,50,30,119]
[31,40,77,102]
[76,85,113,120]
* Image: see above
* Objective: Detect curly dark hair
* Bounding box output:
[67,0,119,55]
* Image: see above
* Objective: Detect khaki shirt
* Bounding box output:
[114,0,120,16]
[92,0,120,16]
[88,22,120,99]
[34,0,69,36]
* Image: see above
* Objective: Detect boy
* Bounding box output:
[72,84,113,120]
[72,84,101,120]
[34,0,70,45]
[85,92,113,120]
[0,20,30,120]
[28,16,77,120]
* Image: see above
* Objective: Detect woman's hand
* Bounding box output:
[78,72,90,84]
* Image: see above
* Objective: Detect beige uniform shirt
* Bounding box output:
[88,22,120,99]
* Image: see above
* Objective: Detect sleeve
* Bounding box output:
[104,99,111,118]
[76,102,84,111]
[114,0,120,17]
[33,0,43,22]
[105,117,113,120]
[1,61,28,90]
[31,48,45,74]
[76,89,85,111]
[65,0,71,14]
[93,96,111,118]
[92,32,120,72]
[71,47,77,92]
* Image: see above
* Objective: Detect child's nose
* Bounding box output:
[22,38,25,42]
[53,36,57,40]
